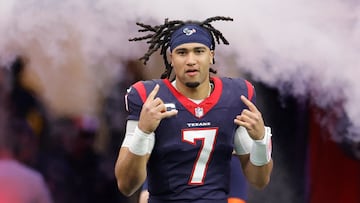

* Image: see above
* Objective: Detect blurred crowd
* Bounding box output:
[0,56,144,203]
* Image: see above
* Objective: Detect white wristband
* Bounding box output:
[128,126,155,156]
[250,126,272,166]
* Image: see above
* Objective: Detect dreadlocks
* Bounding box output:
[129,16,233,79]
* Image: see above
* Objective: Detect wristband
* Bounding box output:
[250,126,272,166]
[128,126,155,156]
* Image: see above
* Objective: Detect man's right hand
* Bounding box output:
[138,84,178,134]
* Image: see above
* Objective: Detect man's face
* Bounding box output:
[170,43,214,88]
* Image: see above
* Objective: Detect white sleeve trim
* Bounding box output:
[233,126,253,155]
[121,120,138,147]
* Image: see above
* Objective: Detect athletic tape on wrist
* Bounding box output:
[250,126,272,166]
[128,126,155,156]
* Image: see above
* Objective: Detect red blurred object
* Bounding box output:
[308,107,360,203]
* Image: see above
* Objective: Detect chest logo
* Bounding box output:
[195,107,204,118]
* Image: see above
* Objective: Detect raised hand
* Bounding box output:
[234,95,265,140]
[138,84,178,133]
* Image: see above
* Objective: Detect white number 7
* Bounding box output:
[182,128,218,185]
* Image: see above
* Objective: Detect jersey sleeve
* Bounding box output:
[125,81,146,121]
[244,80,256,105]
[232,78,257,155]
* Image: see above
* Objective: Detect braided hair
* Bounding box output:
[129,16,233,79]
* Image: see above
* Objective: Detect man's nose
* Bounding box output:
[186,52,196,66]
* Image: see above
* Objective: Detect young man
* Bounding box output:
[115,16,273,203]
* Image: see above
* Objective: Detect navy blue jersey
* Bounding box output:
[125,77,255,203]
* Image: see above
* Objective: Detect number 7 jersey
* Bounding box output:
[125,76,255,203]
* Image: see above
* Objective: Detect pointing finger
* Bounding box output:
[146,84,160,101]
[241,95,257,112]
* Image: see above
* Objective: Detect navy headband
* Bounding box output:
[169,24,213,52]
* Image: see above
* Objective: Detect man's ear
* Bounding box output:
[210,50,215,64]
[169,53,173,65]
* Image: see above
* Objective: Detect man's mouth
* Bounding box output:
[186,69,199,76]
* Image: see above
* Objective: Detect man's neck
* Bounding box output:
[172,79,211,100]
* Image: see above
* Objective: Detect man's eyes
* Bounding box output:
[176,49,205,55]
[194,49,205,53]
